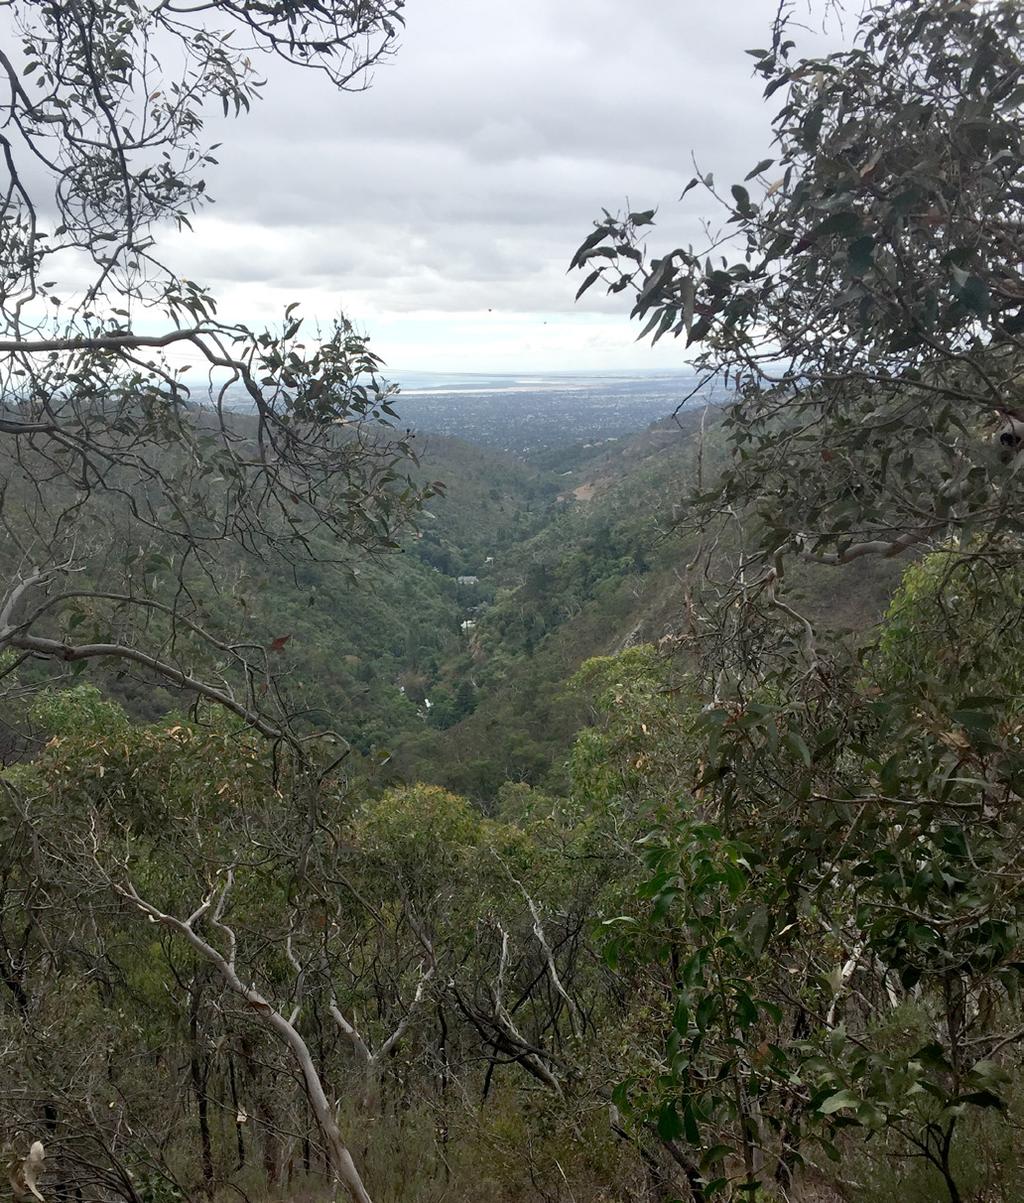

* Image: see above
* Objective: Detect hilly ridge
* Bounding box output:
[2,387,905,792]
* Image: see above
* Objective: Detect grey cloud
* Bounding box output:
[160,0,829,340]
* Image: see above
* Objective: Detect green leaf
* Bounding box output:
[819,1089,859,1115]
[700,1144,734,1170]
[722,862,747,898]
[959,1089,1006,1110]
[856,1101,886,1130]
[575,270,601,300]
[570,226,611,270]
[879,753,901,795]
[848,234,874,276]
[657,1102,684,1141]
[968,1059,1011,1086]
[915,1043,952,1071]
[900,964,921,990]
[733,990,757,1027]
[696,993,718,1031]
[680,276,695,334]
[959,275,989,317]
[745,158,775,180]
[955,695,1006,709]
[783,731,811,767]
[813,211,861,238]
[682,1100,700,1144]
[952,709,995,733]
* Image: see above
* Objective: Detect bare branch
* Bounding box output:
[3,631,288,743]
[115,875,374,1203]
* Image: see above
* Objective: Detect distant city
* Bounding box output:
[211,370,719,457]
[388,370,713,455]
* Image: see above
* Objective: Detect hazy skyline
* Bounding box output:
[157,2,831,374]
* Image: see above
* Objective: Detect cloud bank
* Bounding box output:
[159,0,798,372]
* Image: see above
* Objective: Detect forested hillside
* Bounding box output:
[0,426,555,755]
[393,408,903,798]
[4,2,1024,1203]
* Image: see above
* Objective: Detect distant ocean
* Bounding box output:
[390,369,698,396]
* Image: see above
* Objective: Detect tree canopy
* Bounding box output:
[574,0,1024,582]
[0,0,431,743]
[6,3,1024,1203]
[570,3,1024,1200]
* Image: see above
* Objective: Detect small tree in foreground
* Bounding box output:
[3,697,660,1203]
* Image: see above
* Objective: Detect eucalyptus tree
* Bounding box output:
[2,694,652,1203]
[574,3,1024,1199]
[0,0,428,742]
[0,6,431,1200]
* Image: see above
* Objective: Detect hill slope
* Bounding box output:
[389,409,905,798]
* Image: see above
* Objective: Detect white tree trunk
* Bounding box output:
[117,877,373,1203]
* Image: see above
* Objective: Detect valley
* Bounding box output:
[287,375,904,799]
[5,2,1020,1198]
[17,371,900,800]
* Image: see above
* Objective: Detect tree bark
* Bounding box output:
[118,878,374,1203]
[188,986,215,1194]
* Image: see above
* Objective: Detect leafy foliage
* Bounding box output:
[0,0,426,741]
[574,0,1024,576]
[569,4,1024,1200]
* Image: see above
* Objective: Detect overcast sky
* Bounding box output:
[160,1,825,374]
